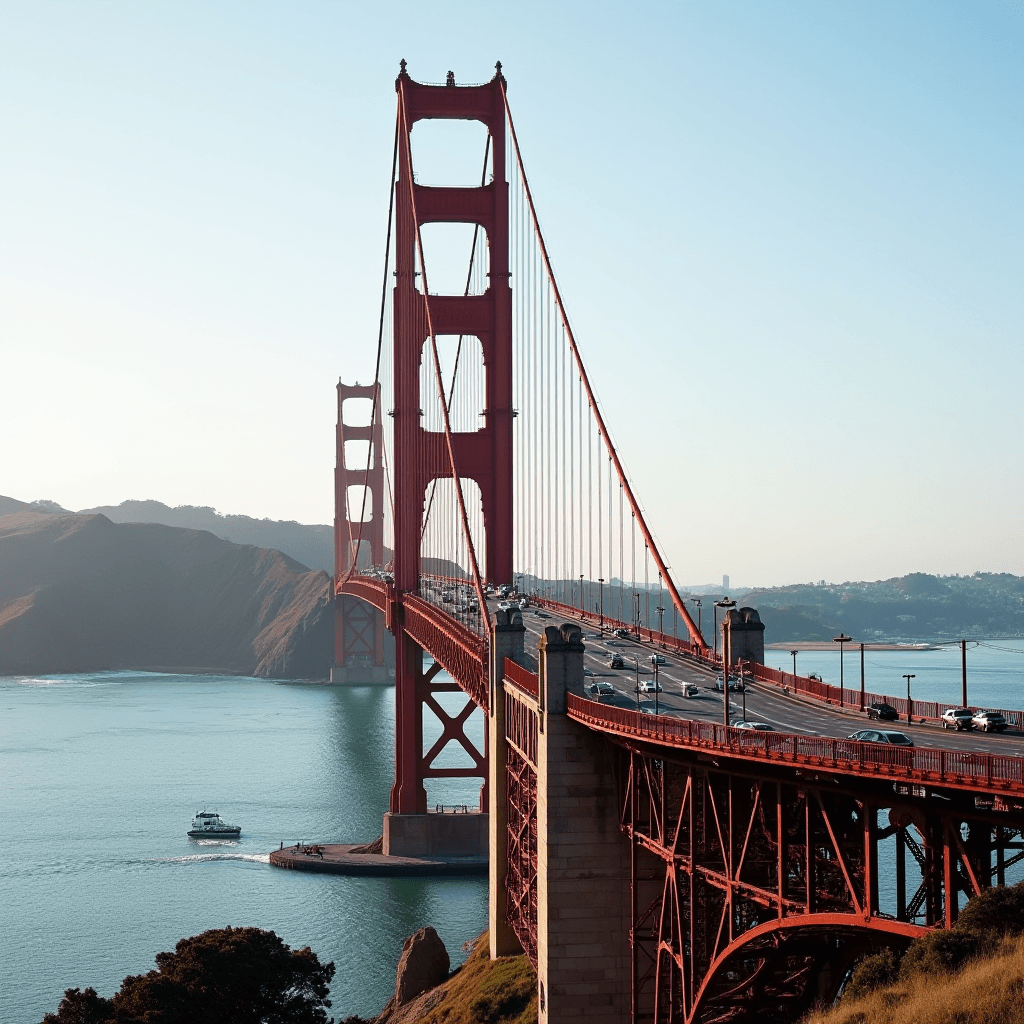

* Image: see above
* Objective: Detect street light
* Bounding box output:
[716,598,736,727]
[656,605,665,643]
[739,661,747,721]
[579,574,584,614]
[960,639,969,708]
[833,633,852,709]
[903,674,916,723]
[692,598,703,642]
[654,657,660,716]
[790,649,799,677]
[598,578,605,632]
[632,656,641,714]
[714,598,735,662]
[633,592,641,638]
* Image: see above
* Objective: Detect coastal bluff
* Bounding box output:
[0,504,333,678]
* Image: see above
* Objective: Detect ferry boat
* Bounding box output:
[187,810,241,838]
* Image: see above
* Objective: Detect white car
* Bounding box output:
[941,708,974,731]
[649,654,667,666]
[638,679,663,693]
[735,721,775,732]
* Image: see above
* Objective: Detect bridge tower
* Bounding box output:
[332,381,387,684]
[389,65,513,816]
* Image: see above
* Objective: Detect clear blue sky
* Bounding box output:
[2,1,1021,587]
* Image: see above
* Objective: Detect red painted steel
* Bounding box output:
[388,65,513,813]
[334,382,385,671]
[619,746,1012,1022]
[504,684,539,964]
[503,656,539,699]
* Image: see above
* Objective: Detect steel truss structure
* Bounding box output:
[505,681,540,962]
[619,743,1023,1023]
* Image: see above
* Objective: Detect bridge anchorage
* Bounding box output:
[334,64,1024,1022]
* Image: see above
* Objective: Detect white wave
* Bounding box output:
[150,852,271,865]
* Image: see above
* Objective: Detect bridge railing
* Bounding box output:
[567,692,1024,795]
[504,657,539,699]
[746,661,1024,728]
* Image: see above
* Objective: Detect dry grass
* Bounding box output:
[377,932,537,1024]
[804,934,1024,1024]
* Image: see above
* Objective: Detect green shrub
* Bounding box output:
[955,880,1024,946]
[900,928,979,978]
[844,949,899,1001]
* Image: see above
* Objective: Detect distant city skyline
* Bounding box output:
[2,2,1021,587]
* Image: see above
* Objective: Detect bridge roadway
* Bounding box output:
[508,602,1024,759]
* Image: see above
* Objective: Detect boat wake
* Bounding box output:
[152,852,271,866]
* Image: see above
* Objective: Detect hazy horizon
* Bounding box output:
[3,2,1021,587]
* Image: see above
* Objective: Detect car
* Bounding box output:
[650,654,667,666]
[638,679,663,693]
[639,704,658,715]
[848,729,914,746]
[535,611,550,618]
[614,628,632,639]
[682,684,700,698]
[715,674,744,693]
[518,597,530,608]
[583,668,595,677]
[498,585,512,598]
[972,710,1007,733]
[808,672,823,682]
[735,721,775,731]
[867,702,899,722]
[941,708,975,731]
[588,681,614,696]
[608,655,624,670]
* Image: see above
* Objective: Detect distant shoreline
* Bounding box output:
[766,642,940,652]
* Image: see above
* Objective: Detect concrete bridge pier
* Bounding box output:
[534,623,630,1023]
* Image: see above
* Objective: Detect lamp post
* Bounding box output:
[692,598,703,643]
[714,598,735,663]
[903,673,915,723]
[656,605,665,644]
[716,598,736,726]
[740,661,747,721]
[859,642,865,711]
[598,578,605,632]
[654,658,660,716]
[960,639,968,708]
[578,574,584,614]
[633,592,641,638]
[790,649,799,677]
[833,633,852,708]
[632,656,641,714]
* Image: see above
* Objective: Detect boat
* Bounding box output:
[187,810,241,838]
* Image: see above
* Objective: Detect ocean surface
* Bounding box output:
[0,668,487,1024]
[763,639,1024,711]
[4,642,1024,1023]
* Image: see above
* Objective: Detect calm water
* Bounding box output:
[0,670,486,1024]
[764,639,1024,711]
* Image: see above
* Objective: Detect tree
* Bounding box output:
[42,927,334,1024]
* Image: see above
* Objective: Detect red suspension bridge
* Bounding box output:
[331,64,1024,1024]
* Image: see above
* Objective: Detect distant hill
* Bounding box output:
[0,509,333,678]
[79,500,335,574]
[737,572,1024,642]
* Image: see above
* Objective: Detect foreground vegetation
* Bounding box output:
[42,927,334,1024]
[371,932,536,1024]
[806,882,1024,1024]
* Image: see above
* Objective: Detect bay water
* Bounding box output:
[0,669,486,1024]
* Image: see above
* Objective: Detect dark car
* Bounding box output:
[848,729,914,747]
[608,655,624,670]
[866,702,899,722]
[614,628,632,639]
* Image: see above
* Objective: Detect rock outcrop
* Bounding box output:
[0,508,333,678]
[394,927,451,1006]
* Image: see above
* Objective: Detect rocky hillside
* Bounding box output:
[0,508,333,678]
